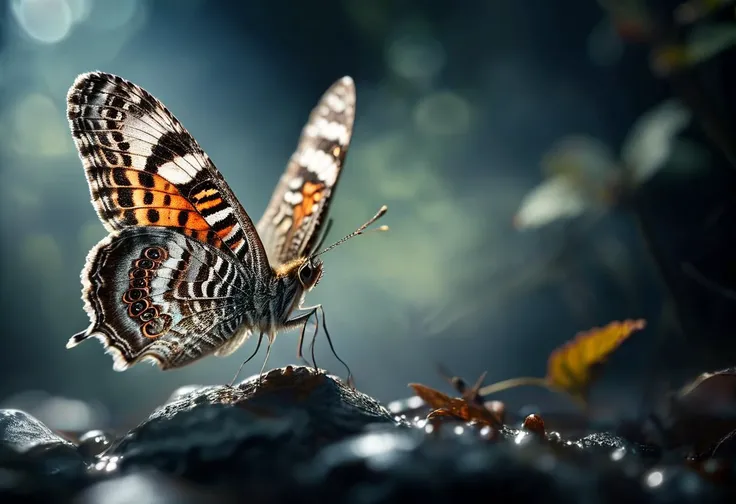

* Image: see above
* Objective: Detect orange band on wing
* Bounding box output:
[99,168,224,248]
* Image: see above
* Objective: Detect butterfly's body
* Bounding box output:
[65,72,379,373]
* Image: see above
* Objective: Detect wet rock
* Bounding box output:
[296,429,630,504]
[110,405,310,484]
[164,385,217,405]
[107,366,394,484]
[0,409,75,453]
[574,431,660,460]
[0,409,84,479]
[0,411,86,502]
[0,392,108,434]
[145,366,393,439]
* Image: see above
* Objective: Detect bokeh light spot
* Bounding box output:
[12,0,74,44]
[12,93,70,158]
[414,91,471,136]
[387,33,446,82]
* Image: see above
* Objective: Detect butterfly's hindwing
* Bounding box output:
[257,76,356,265]
[67,72,270,273]
[69,227,255,370]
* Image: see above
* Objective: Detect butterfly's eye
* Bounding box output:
[298,263,314,285]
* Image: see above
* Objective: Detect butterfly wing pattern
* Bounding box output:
[67,72,270,271]
[257,77,355,265]
[66,72,271,369]
[75,227,253,370]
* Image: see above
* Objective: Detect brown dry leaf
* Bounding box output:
[408,382,501,427]
[409,383,455,411]
[546,319,646,404]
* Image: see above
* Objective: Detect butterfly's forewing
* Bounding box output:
[68,227,253,370]
[256,77,356,265]
[67,72,269,273]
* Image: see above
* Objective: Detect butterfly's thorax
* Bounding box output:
[272,274,305,325]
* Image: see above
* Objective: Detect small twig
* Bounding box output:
[681,261,736,302]
[477,376,588,411]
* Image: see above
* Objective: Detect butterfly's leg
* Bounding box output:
[257,341,274,387]
[309,316,319,373]
[318,305,354,388]
[229,332,264,387]
[284,308,318,363]
[294,309,318,368]
[285,305,354,387]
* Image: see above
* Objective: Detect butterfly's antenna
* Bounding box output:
[313,218,335,253]
[317,305,354,388]
[311,205,388,259]
[229,332,264,387]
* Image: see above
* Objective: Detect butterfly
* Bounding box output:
[65,72,387,381]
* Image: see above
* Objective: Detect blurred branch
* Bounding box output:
[682,261,736,302]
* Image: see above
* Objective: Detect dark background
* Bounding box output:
[1,0,735,431]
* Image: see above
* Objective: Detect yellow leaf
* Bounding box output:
[545,319,646,402]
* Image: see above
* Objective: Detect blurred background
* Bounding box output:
[1,0,736,432]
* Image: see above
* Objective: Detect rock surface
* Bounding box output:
[0,365,734,503]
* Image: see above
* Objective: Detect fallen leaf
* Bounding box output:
[409,376,502,427]
[546,319,646,403]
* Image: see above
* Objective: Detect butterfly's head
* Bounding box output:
[274,205,387,293]
[274,256,324,293]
